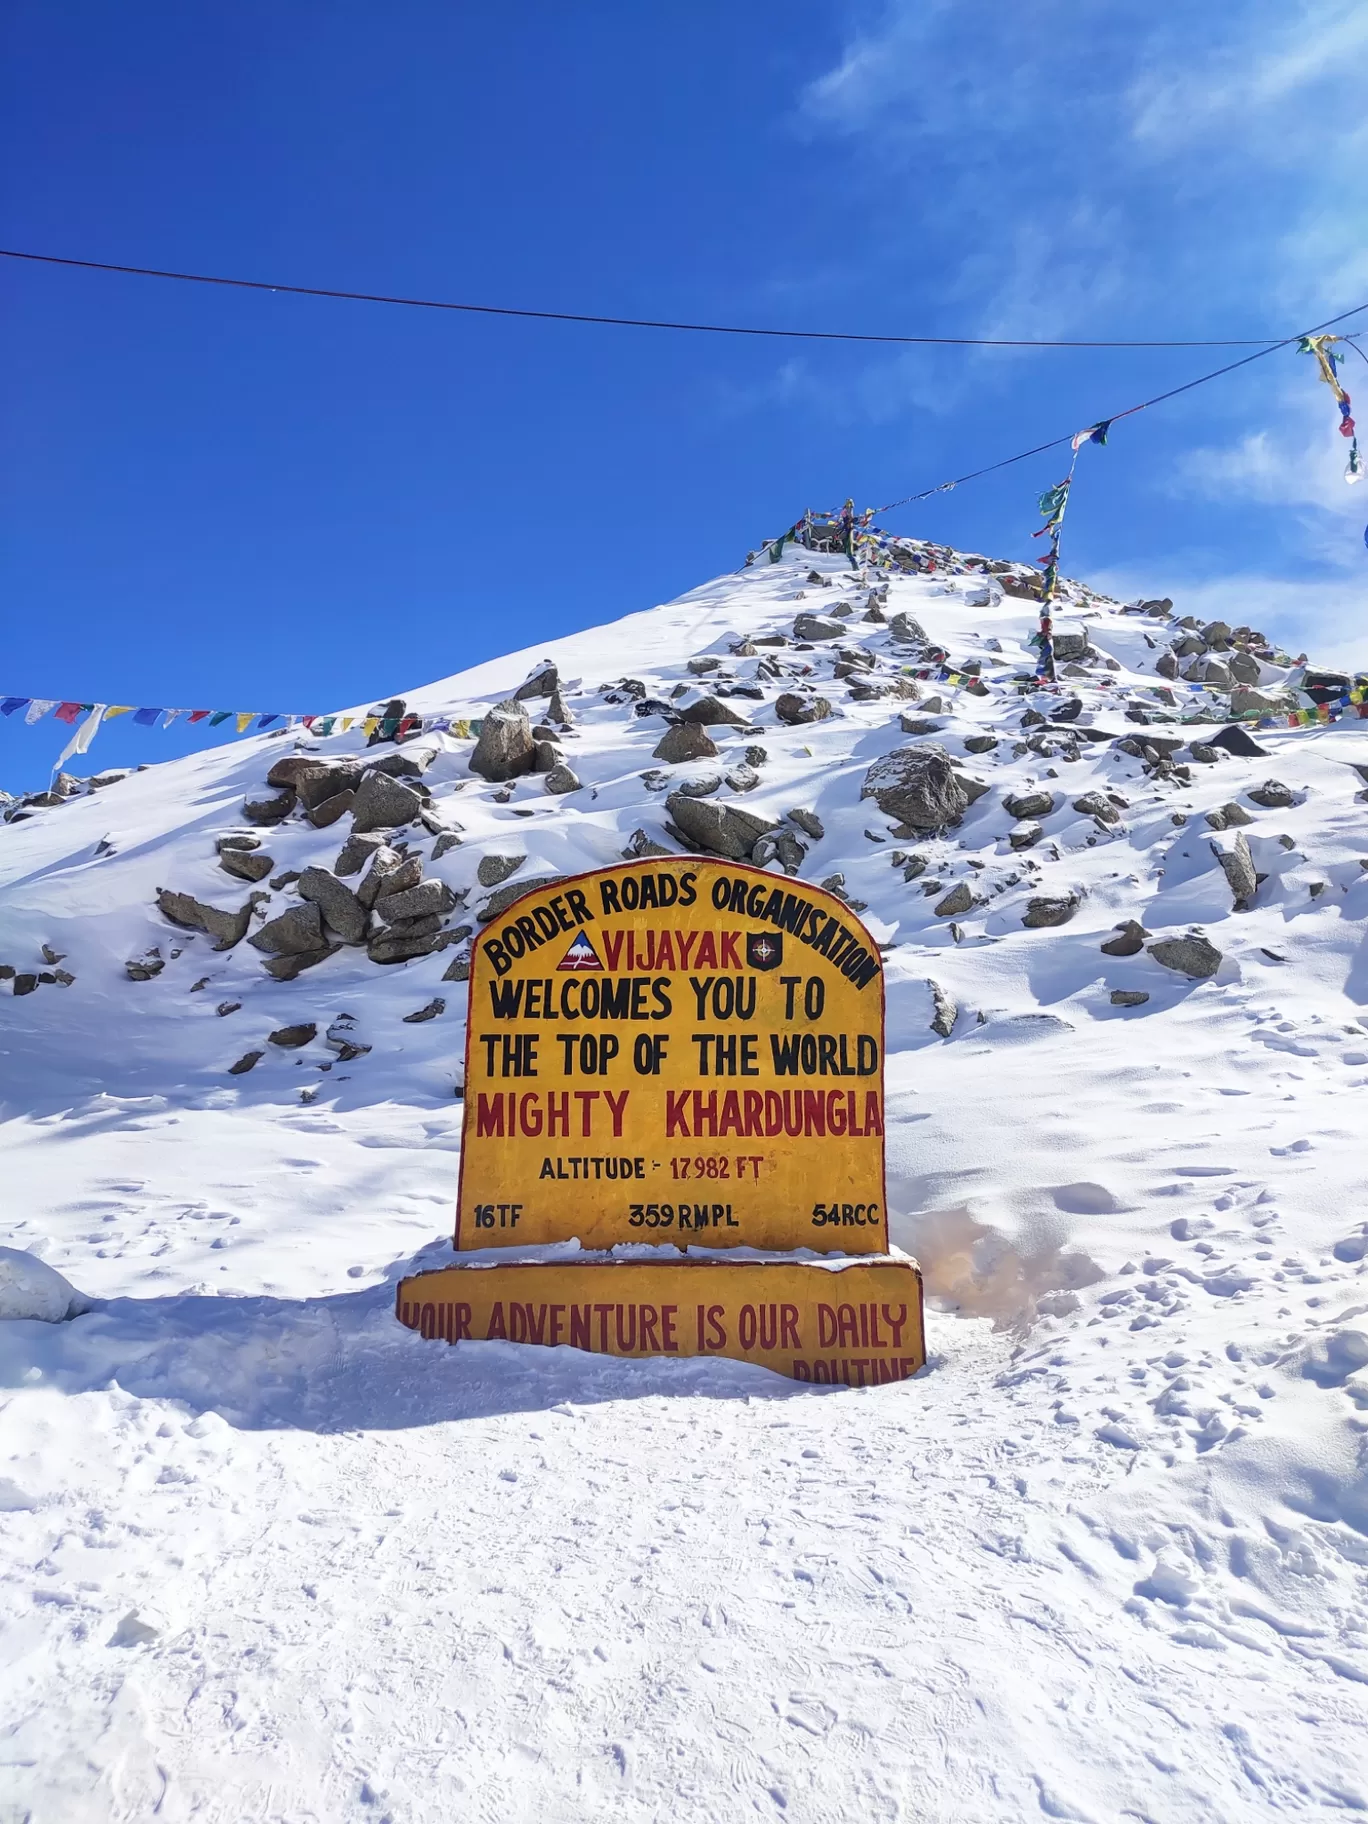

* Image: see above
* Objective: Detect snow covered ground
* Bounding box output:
[3,543,1368,1820]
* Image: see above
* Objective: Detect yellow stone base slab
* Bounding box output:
[396,1255,924,1384]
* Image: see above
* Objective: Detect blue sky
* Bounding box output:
[3,0,1366,791]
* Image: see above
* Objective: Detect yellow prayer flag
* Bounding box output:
[235,712,253,733]
[362,717,379,736]
[340,716,354,731]
[105,706,133,719]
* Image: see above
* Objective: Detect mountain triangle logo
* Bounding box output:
[557,929,604,971]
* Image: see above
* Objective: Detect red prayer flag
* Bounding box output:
[188,710,210,723]
[54,702,84,725]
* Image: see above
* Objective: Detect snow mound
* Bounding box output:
[0,1245,91,1321]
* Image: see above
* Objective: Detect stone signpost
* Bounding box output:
[397,859,924,1383]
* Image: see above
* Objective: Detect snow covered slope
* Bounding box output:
[3,543,1368,1821]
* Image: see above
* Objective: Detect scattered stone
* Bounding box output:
[442,952,471,982]
[350,770,424,833]
[477,876,564,923]
[13,972,39,995]
[269,1023,317,1048]
[653,723,719,763]
[963,735,998,755]
[1051,623,1090,661]
[723,765,758,793]
[156,889,261,950]
[432,831,463,861]
[51,969,74,987]
[478,853,525,888]
[1008,823,1043,850]
[1101,920,1149,956]
[897,716,942,737]
[242,790,295,826]
[665,793,779,861]
[219,847,274,883]
[532,739,561,773]
[1209,722,1270,756]
[248,901,327,957]
[267,757,364,809]
[228,1050,264,1075]
[1072,791,1119,824]
[374,880,458,924]
[861,744,968,831]
[927,979,957,1037]
[368,750,430,780]
[262,944,342,980]
[297,867,369,944]
[216,833,261,853]
[787,808,824,840]
[271,870,301,892]
[680,695,752,728]
[792,612,844,642]
[335,831,388,877]
[40,944,65,965]
[888,611,928,643]
[1247,779,1296,809]
[1005,790,1054,820]
[622,828,673,859]
[775,693,832,726]
[955,775,989,806]
[1213,832,1259,908]
[1022,894,1080,928]
[308,789,356,829]
[935,881,975,918]
[1155,651,1179,679]
[367,926,443,965]
[402,998,446,1023]
[1110,990,1150,1007]
[216,1001,241,1016]
[466,699,535,783]
[547,687,575,725]
[687,657,722,675]
[514,662,558,702]
[544,763,581,795]
[1148,934,1222,978]
[375,856,422,898]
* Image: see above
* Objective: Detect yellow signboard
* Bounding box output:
[457,860,888,1254]
[397,1257,925,1383]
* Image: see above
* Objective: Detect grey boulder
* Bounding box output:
[1248,779,1296,809]
[469,699,536,782]
[478,853,526,887]
[934,881,975,918]
[351,770,424,833]
[666,793,779,861]
[156,889,262,950]
[679,695,752,728]
[1022,894,1080,928]
[219,848,274,883]
[544,763,581,794]
[1005,790,1055,820]
[1147,934,1222,978]
[861,744,968,831]
[248,901,327,957]
[792,612,845,641]
[653,723,719,763]
[775,693,832,726]
[375,880,459,924]
[335,831,388,877]
[1213,833,1258,908]
[297,867,369,944]
[888,611,928,643]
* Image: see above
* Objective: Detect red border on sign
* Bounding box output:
[453,858,890,1255]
